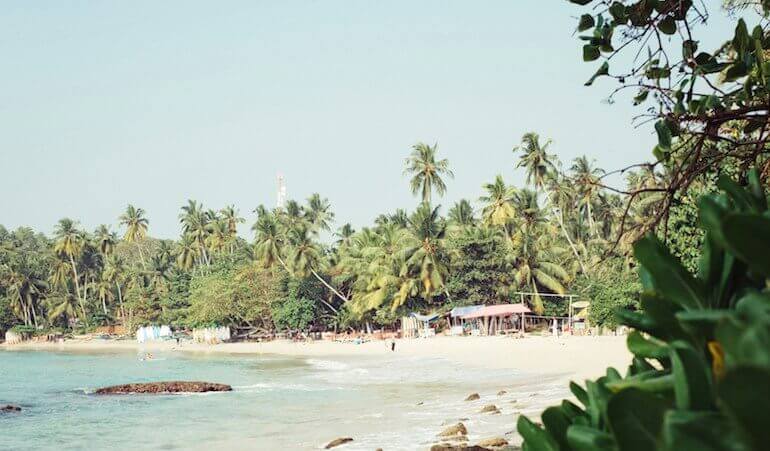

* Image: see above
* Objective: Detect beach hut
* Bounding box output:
[460,303,531,336]
[449,305,483,335]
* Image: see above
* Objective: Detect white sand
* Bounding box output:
[4,334,630,381]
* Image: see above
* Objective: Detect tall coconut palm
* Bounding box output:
[175,235,199,271]
[103,254,127,321]
[119,205,149,266]
[179,200,210,267]
[514,132,556,191]
[45,291,79,327]
[53,218,86,319]
[334,223,355,248]
[570,156,606,238]
[480,175,517,227]
[404,142,454,204]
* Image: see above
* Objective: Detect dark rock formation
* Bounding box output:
[94,381,232,395]
[324,437,353,449]
[464,393,480,401]
[1,405,21,412]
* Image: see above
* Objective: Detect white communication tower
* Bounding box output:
[276,173,287,209]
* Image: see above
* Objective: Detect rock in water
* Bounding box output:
[1,405,21,412]
[496,390,507,396]
[464,393,480,401]
[324,437,353,449]
[438,422,468,437]
[94,381,232,395]
[479,404,500,414]
[477,437,509,448]
[430,445,492,451]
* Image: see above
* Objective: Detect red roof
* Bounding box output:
[460,303,531,319]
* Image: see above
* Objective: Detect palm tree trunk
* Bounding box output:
[116,282,125,322]
[68,254,88,321]
[27,293,38,328]
[136,242,146,266]
[543,190,588,275]
[310,269,344,313]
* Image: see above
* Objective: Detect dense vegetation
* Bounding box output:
[1,135,693,336]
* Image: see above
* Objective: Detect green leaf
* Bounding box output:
[609,2,626,21]
[542,406,571,450]
[670,343,713,410]
[718,367,770,450]
[720,214,770,276]
[606,373,674,393]
[633,236,706,310]
[607,388,667,451]
[569,0,593,5]
[566,425,615,451]
[627,330,669,359]
[633,89,649,105]
[584,61,609,86]
[724,62,749,82]
[663,410,743,451]
[583,44,601,62]
[517,415,560,451]
[658,16,676,35]
[571,381,590,407]
[655,120,672,150]
[578,14,595,31]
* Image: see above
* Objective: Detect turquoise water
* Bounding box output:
[0,349,565,450]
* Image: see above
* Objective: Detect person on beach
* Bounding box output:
[390,339,396,352]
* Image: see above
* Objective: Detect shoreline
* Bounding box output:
[2,334,630,381]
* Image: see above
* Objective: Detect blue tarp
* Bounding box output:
[449,305,483,318]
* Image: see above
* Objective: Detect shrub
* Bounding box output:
[517,170,770,451]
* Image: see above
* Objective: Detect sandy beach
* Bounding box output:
[4,335,631,381]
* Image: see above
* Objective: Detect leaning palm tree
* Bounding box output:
[285,224,344,313]
[480,175,517,227]
[404,142,454,204]
[53,218,86,319]
[119,205,149,266]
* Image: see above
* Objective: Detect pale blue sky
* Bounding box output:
[0,1,737,239]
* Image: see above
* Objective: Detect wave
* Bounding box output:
[232,382,340,392]
[304,358,350,371]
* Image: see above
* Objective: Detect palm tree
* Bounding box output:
[404,142,454,204]
[514,132,556,191]
[179,200,210,267]
[401,204,450,302]
[103,254,127,321]
[305,194,335,233]
[285,224,343,313]
[252,213,288,270]
[94,225,117,256]
[45,292,79,327]
[119,205,149,265]
[570,156,606,238]
[175,235,199,271]
[220,205,244,254]
[480,175,516,226]
[511,227,570,314]
[53,218,86,319]
[448,199,476,228]
[334,223,355,248]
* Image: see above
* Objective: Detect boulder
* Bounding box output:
[464,393,480,401]
[438,422,468,437]
[1,405,21,413]
[479,404,500,414]
[477,437,509,448]
[324,437,353,449]
[430,445,491,451]
[496,390,507,396]
[94,381,232,395]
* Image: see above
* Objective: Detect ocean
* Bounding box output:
[0,349,567,450]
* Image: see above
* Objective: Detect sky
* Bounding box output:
[0,1,738,239]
